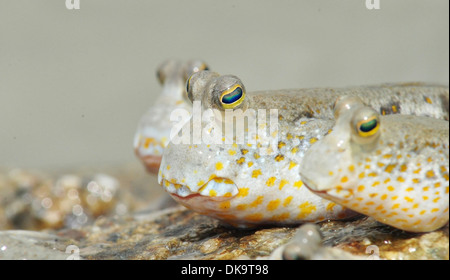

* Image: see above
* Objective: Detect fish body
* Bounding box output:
[300,97,449,232]
[134,59,209,173]
[159,72,449,227]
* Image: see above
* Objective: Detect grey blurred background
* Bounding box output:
[0,0,448,170]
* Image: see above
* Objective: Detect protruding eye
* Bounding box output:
[222,87,243,103]
[185,71,221,104]
[358,117,379,136]
[185,73,196,103]
[197,63,209,72]
[220,85,245,109]
[186,74,193,93]
[352,107,380,139]
[156,59,177,85]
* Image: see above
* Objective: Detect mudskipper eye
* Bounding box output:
[354,109,380,138]
[359,118,378,135]
[222,87,242,103]
[186,74,193,93]
[198,63,209,72]
[349,107,381,146]
[185,73,199,103]
[220,85,245,109]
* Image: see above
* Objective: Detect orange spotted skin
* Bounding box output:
[158,73,449,228]
[159,117,357,228]
[301,111,449,232]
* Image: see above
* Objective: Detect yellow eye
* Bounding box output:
[220,85,245,109]
[351,107,380,146]
[355,114,380,137]
[186,74,193,93]
[356,116,379,137]
[184,74,196,103]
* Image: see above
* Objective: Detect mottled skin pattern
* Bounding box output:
[300,98,449,232]
[134,59,209,173]
[160,117,354,227]
[246,83,448,123]
[159,71,449,227]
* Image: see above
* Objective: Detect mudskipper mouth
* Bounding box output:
[303,179,354,200]
[134,134,166,174]
[139,155,163,174]
[161,177,239,200]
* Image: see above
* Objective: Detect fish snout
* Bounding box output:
[134,133,167,173]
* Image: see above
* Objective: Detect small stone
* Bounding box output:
[200,238,221,254]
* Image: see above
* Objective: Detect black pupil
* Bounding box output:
[360,119,377,132]
[222,87,243,104]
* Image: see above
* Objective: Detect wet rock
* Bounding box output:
[318,217,449,260]
[0,164,164,231]
[0,165,448,260]
[0,169,122,230]
[57,206,297,260]
[0,207,448,260]
[0,208,437,260]
[0,230,73,260]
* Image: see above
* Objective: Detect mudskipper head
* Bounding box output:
[134,59,209,173]
[158,73,353,227]
[300,96,449,232]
